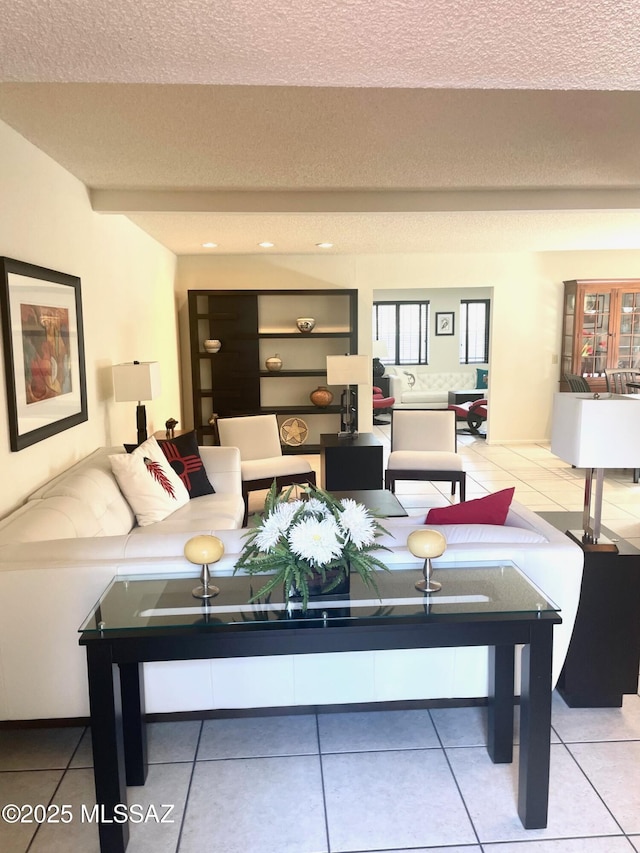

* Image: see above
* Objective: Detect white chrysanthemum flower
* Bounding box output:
[254,502,299,551]
[288,516,342,566]
[303,497,331,517]
[338,499,376,548]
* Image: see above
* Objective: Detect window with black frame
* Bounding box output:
[459,299,490,364]
[373,301,429,365]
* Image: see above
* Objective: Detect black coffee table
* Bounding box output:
[330,488,408,517]
[79,562,561,852]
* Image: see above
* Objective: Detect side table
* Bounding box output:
[374,375,391,398]
[320,432,383,491]
[152,429,191,441]
[539,511,640,707]
[448,389,485,406]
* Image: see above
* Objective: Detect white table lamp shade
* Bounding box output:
[551,393,640,468]
[372,340,388,359]
[113,362,161,402]
[551,392,640,546]
[326,355,370,386]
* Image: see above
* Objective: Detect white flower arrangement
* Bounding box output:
[234,481,390,608]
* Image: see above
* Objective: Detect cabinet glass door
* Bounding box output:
[561,287,575,381]
[581,290,610,376]
[616,290,640,369]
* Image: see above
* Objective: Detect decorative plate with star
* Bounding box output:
[279,417,309,446]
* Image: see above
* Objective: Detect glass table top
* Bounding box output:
[79,561,560,635]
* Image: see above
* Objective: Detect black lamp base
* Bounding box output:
[136,404,148,445]
[373,357,385,378]
[566,529,619,553]
[339,387,357,435]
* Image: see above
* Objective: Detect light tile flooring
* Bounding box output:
[3,429,640,853]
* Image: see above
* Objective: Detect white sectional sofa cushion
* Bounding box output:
[1,446,244,546]
[0,455,583,720]
[386,366,479,408]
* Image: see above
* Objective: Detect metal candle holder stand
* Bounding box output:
[415,557,442,593]
[192,562,220,600]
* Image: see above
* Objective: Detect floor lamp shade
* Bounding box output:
[551,392,640,546]
[113,361,161,444]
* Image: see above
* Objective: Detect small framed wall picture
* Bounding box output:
[435,312,455,336]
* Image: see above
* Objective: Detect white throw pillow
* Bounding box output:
[109,437,189,526]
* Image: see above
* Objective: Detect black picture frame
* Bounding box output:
[0,257,88,451]
[435,312,455,336]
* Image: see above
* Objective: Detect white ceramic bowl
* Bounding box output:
[296,317,316,333]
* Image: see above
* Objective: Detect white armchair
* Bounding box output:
[217,414,316,524]
[384,409,466,501]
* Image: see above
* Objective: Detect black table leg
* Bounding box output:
[86,644,129,853]
[119,662,148,786]
[518,623,554,829]
[487,644,514,763]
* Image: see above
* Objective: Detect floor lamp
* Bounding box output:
[326,354,370,438]
[551,391,640,551]
[112,361,161,445]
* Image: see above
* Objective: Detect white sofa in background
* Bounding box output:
[386,366,480,408]
[0,447,583,720]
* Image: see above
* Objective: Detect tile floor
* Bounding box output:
[2,429,640,853]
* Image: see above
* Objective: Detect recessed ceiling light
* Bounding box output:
[258,241,275,248]
[316,242,333,249]
[202,242,218,248]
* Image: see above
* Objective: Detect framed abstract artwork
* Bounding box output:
[435,312,455,336]
[0,257,87,451]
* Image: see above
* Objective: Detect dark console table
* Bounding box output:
[539,511,640,707]
[79,563,560,852]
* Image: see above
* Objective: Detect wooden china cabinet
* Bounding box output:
[560,279,640,392]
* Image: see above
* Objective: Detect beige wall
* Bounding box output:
[177,249,640,444]
[0,120,179,517]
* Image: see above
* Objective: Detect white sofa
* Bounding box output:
[0,446,583,721]
[0,445,245,720]
[386,366,480,408]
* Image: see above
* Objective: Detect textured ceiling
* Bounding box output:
[123,210,640,255]
[1,1,640,254]
[2,0,639,89]
[3,86,640,190]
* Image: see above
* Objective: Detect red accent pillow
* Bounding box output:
[425,487,515,526]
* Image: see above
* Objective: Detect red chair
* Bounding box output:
[373,386,395,425]
[448,398,487,435]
